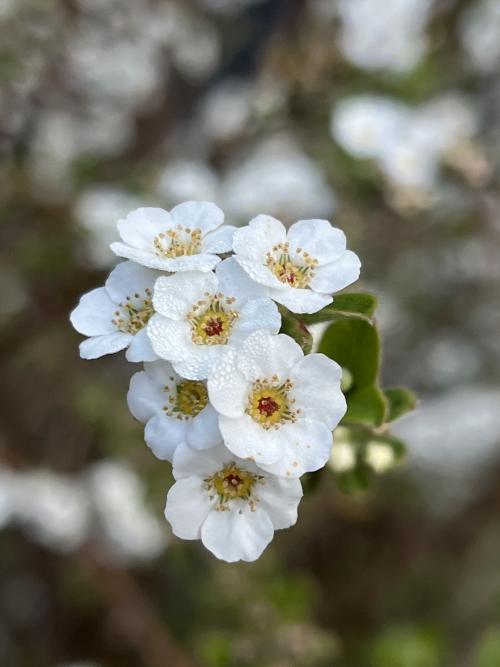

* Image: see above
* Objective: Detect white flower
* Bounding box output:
[147,258,281,380]
[207,330,347,477]
[127,361,220,461]
[110,201,235,272]
[165,442,302,562]
[70,260,161,361]
[365,441,396,473]
[232,215,361,314]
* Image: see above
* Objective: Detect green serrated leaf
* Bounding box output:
[279,315,312,354]
[385,387,417,422]
[318,318,381,388]
[344,385,387,427]
[300,292,378,325]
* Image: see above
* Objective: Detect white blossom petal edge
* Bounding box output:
[110,201,236,272]
[165,443,303,562]
[70,261,161,361]
[147,258,281,380]
[207,330,347,477]
[127,361,220,462]
[232,215,361,314]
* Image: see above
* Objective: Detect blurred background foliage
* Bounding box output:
[1,0,500,665]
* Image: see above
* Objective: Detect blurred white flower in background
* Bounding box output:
[157,160,220,205]
[68,38,163,110]
[87,461,167,563]
[393,386,500,511]
[75,187,143,269]
[28,107,132,201]
[8,471,90,553]
[223,136,336,222]
[459,0,500,74]
[199,79,254,142]
[331,93,480,203]
[0,463,167,561]
[336,0,435,73]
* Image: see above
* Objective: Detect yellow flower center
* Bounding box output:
[163,380,208,419]
[153,226,202,258]
[205,464,263,510]
[112,289,154,334]
[246,378,297,429]
[188,293,239,346]
[265,242,318,288]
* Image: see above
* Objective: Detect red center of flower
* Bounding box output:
[203,318,224,337]
[225,474,242,488]
[285,271,297,285]
[257,396,279,417]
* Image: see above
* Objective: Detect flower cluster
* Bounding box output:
[70,201,361,562]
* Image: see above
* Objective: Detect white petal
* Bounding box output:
[147,315,194,362]
[258,419,332,478]
[79,333,131,359]
[258,476,303,530]
[232,214,286,261]
[202,225,236,254]
[152,271,218,320]
[143,360,179,388]
[234,256,286,290]
[188,406,222,449]
[127,370,166,422]
[146,253,220,273]
[144,414,187,461]
[172,442,227,480]
[125,328,158,363]
[236,331,303,382]
[289,354,346,429]
[268,285,332,314]
[310,251,361,294]
[201,504,274,562]
[172,345,226,381]
[105,260,159,304]
[111,243,219,272]
[216,257,268,305]
[287,219,346,264]
[170,201,224,234]
[165,477,212,540]
[207,350,249,417]
[219,415,283,465]
[116,207,173,250]
[70,288,117,336]
[231,298,281,345]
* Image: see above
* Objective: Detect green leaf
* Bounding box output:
[385,387,417,422]
[335,465,372,494]
[344,385,387,427]
[300,292,378,325]
[318,318,381,388]
[476,629,500,667]
[279,315,313,354]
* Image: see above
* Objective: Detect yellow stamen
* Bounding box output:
[163,380,208,420]
[265,241,318,288]
[188,293,239,346]
[154,226,202,258]
[246,378,297,429]
[205,463,263,510]
[112,289,154,334]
